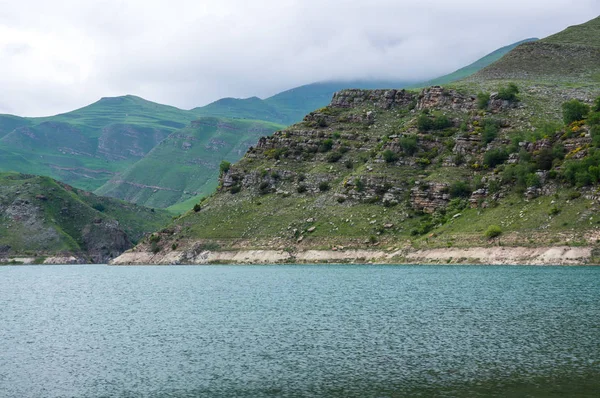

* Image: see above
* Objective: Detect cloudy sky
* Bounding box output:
[0,0,598,116]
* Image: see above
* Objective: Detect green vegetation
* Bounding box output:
[497,83,520,102]
[477,92,491,109]
[219,161,231,176]
[417,113,453,132]
[562,99,590,124]
[484,225,503,239]
[382,149,399,163]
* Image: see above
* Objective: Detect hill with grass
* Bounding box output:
[0,172,171,264]
[113,16,600,265]
[413,38,538,87]
[95,117,283,209]
[0,95,200,192]
[473,16,600,83]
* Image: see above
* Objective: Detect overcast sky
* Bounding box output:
[0,0,598,116]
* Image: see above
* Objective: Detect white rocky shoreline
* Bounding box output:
[109,246,595,266]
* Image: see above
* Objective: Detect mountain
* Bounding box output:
[0,95,200,192]
[472,16,600,82]
[95,117,283,209]
[0,172,171,264]
[113,17,600,265]
[413,38,538,87]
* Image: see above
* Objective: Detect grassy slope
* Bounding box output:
[413,38,538,87]
[0,96,199,191]
[542,16,600,47]
[0,115,31,139]
[96,117,283,208]
[0,172,171,258]
[471,16,600,83]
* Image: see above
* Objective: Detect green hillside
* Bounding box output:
[414,38,538,87]
[116,16,600,264]
[0,95,199,192]
[542,16,600,47]
[0,172,171,263]
[0,115,31,139]
[472,16,600,83]
[96,117,283,208]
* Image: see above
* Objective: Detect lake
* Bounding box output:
[0,264,598,397]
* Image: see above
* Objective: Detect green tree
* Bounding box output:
[562,99,590,125]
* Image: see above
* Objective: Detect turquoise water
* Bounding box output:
[0,264,598,397]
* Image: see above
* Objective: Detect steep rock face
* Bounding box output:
[81,219,131,263]
[410,182,450,214]
[330,89,415,109]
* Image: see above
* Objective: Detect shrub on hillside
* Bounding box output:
[477,92,491,110]
[562,150,600,187]
[497,83,519,102]
[399,136,418,155]
[483,149,508,168]
[318,181,330,192]
[482,119,500,144]
[594,97,600,112]
[534,148,555,171]
[417,114,452,132]
[318,139,334,153]
[258,181,270,194]
[484,225,502,239]
[588,112,600,126]
[562,99,590,125]
[193,204,202,212]
[417,114,433,132]
[382,149,399,163]
[449,181,471,198]
[326,151,342,163]
[219,160,231,176]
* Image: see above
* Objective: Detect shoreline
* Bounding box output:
[109,245,597,266]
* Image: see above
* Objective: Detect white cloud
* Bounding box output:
[0,0,598,116]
